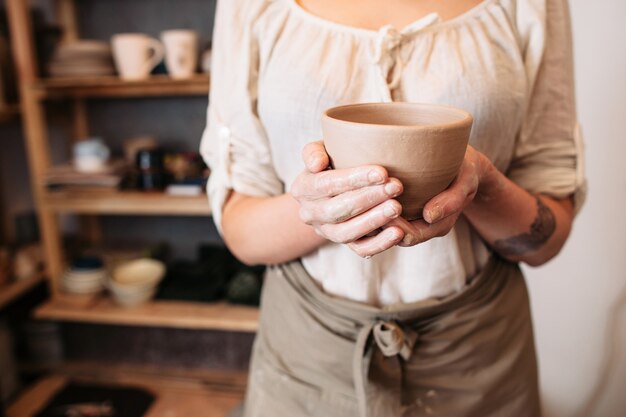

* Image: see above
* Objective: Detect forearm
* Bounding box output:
[221,191,327,265]
[464,159,574,266]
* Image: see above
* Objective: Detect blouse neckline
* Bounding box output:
[287,0,498,36]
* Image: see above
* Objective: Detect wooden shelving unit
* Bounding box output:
[4,0,256,334]
[0,273,45,309]
[36,297,258,332]
[34,74,210,99]
[43,189,211,216]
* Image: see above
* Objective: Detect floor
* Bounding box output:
[7,369,246,417]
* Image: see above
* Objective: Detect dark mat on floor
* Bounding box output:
[34,381,155,417]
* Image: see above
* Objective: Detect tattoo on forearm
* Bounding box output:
[493,196,556,257]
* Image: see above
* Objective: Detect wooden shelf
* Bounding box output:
[8,371,244,417]
[32,74,210,99]
[18,361,249,393]
[42,189,211,216]
[0,104,20,124]
[0,273,45,310]
[36,297,259,332]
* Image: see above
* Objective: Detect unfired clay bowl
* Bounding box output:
[322,102,473,220]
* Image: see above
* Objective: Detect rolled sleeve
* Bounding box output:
[507,0,587,214]
[199,0,283,233]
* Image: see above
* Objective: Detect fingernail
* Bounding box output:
[368,170,384,184]
[387,228,401,240]
[310,157,321,168]
[309,152,324,168]
[402,234,415,245]
[384,181,402,196]
[429,206,443,223]
[383,203,398,218]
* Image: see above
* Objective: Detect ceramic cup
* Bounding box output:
[322,102,473,220]
[161,30,199,79]
[73,138,110,173]
[136,148,167,190]
[111,33,164,80]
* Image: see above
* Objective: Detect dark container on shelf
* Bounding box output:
[136,148,167,190]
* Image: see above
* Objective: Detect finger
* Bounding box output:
[422,161,479,224]
[385,214,459,246]
[348,227,405,258]
[383,217,425,246]
[299,179,403,224]
[291,165,389,200]
[318,199,402,244]
[302,141,330,173]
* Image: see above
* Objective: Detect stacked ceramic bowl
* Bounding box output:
[61,257,107,295]
[107,258,165,307]
[47,40,116,78]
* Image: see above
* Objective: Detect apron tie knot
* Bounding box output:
[373,320,419,360]
[353,321,420,417]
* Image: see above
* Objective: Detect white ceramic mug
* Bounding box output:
[161,30,199,79]
[111,33,164,80]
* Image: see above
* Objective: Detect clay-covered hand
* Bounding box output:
[386,145,491,246]
[290,141,407,257]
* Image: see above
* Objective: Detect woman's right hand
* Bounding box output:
[290,141,406,257]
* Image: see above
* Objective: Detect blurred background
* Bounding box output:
[0,0,624,416]
[525,1,626,416]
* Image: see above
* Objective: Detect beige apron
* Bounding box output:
[243,256,541,417]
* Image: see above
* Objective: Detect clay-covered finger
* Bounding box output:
[347,227,405,258]
[422,162,479,224]
[299,179,403,224]
[302,141,330,173]
[386,214,459,247]
[291,165,388,200]
[318,199,402,243]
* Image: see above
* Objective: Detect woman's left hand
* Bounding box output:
[385,145,492,246]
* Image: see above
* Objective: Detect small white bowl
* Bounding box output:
[109,287,157,307]
[112,258,165,286]
[107,258,165,307]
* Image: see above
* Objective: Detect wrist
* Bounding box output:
[474,153,505,204]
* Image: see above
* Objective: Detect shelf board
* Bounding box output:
[0,104,20,124]
[18,361,248,393]
[8,371,244,417]
[36,297,259,332]
[42,189,211,216]
[32,74,210,99]
[0,273,45,310]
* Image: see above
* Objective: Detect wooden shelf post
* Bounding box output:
[6,0,65,297]
[55,0,80,43]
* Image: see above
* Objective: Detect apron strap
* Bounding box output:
[354,322,375,417]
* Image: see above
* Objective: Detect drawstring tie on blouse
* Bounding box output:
[372,13,441,102]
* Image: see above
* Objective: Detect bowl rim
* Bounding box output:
[322,102,473,130]
[112,258,166,284]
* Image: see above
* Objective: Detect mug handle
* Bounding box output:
[142,38,165,76]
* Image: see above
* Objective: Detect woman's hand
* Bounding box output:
[290,141,407,257]
[386,145,492,246]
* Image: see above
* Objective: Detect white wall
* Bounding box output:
[525,1,626,416]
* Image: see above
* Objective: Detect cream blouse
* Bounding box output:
[200,0,586,306]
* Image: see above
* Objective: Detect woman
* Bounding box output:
[200,0,586,416]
